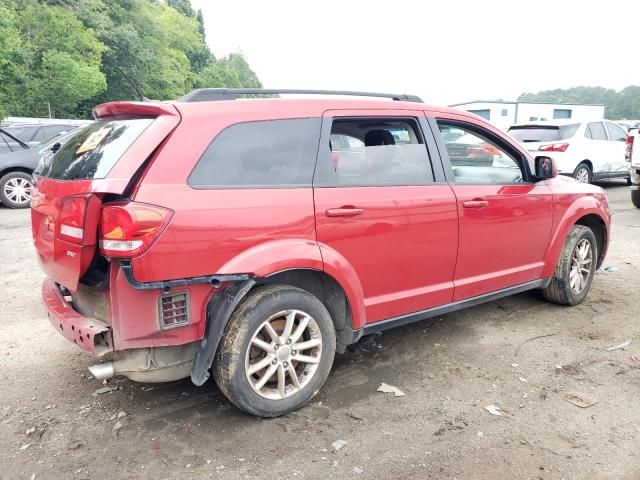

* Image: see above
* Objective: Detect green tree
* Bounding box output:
[518,86,640,120]
[1,0,262,119]
[1,0,106,118]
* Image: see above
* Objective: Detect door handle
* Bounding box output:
[462,199,489,209]
[325,207,364,218]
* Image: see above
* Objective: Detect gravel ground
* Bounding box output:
[0,182,638,480]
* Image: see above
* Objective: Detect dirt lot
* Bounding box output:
[0,183,638,480]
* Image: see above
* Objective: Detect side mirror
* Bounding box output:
[534,156,557,180]
[51,142,61,153]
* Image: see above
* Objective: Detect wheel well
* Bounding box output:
[259,269,355,352]
[0,167,34,179]
[575,214,606,268]
[578,160,593,172]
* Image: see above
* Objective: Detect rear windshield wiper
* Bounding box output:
[0,128,30,150]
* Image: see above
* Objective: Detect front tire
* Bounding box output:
[0,171,33,209]
[632,188,640,209]
[542,225,597,306]
[572,163,592,184]
[214,285,336,417]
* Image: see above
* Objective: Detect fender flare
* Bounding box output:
[190,239,367,385]
[191,278,255,386]
[217,239,367,328]
[542,198,609,278]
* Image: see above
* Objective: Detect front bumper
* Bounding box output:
[42,278,113,356]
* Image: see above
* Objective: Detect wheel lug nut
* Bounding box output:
[286,339,292,344]
[291,350,297,355]
[272,359,277,365]
[274,344,279,350]
[283,362,288,368]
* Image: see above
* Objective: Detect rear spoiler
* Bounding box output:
[92,102,179,119]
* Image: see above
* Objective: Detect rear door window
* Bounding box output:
[586,122,607,140]
[39,118,153,180]
[317,117,433,186]
[188,118,321,188]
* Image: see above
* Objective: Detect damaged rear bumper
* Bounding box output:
[42,278,113,356]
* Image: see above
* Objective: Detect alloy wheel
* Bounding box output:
[245,309,323,400]
[3,177,33,206]
[575,167,590,183]
[569,239,592,294]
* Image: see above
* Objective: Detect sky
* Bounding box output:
[190,0,640,106]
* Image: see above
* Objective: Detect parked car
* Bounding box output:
[507,120,630,183]
[626,128,640,207]
[0,126,88,208]
[31,89,610,417]
[0,122,86,155]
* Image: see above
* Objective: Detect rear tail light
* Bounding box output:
[539,143,569,152]
[58,196,88,243]
[100,202,173,258]
[625,135,634,162]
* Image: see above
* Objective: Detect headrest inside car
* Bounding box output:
[364,129,395,146]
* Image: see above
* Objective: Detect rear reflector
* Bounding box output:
[58,196,89,243]
[159,292,189,329]
[625,135,634,162]
[100,202,173,258]
[539,143,569,152]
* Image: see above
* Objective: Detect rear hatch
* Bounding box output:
[508,124,580,153]
[31,102,180,291]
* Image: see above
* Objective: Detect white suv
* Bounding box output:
[508,120,630,183]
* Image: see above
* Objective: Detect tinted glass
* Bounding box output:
[189,118,321,188]
[587,122,607,140]
[605,122,627,142]
[5,126,38,142]
[40,119,153,180]
[439,123,524,184]
[32,127,48,143]
[508,124,579,142]
[320,118,433,186]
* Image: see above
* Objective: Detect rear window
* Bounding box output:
[39,118,153,180]
[508,124,579,142]
[188,118,321,188]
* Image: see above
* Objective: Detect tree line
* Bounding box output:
[518,86,640,120]
[0,0,262,120]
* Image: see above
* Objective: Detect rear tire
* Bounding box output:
[0,171,33,209]
[572,163,592,184]
[214,285,336,417]
[632,188,640,209]
[542,225,597,306]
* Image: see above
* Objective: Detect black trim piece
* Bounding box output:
[359,279,550,337]
[119,260,252,292]
[179,88,423,103]
[419,114,446,182]
[191,278,256,386]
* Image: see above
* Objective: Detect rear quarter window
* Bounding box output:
[39,118,153,180]
[188,118,321,188]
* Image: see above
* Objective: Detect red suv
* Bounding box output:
[31,89,610,417]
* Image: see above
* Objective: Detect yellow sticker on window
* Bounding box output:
[76,127,112,155]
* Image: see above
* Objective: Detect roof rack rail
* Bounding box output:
[178,88,423,103]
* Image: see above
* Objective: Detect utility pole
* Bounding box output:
[47,101,52,119]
